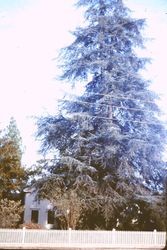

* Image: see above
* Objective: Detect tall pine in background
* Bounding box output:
[36,0,166,230]
[0,117,25,200]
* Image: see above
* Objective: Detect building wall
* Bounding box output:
[23,188,54,229]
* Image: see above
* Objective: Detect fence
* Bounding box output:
[0,228,166,249]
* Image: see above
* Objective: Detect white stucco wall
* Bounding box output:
[23,188,53,229]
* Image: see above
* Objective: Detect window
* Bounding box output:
[47,210,54,224]
[31,210,39,223]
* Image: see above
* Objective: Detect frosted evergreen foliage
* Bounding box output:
[37,0,166,229]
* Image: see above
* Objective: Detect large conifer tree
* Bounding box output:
[36,0,166,230]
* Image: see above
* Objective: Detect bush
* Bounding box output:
[20,222,43,229]
[0,199,23,228]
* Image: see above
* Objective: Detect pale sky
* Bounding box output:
[0,0,167,166]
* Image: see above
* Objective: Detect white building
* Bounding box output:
[23,187,54,229]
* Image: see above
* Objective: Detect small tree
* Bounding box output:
[0,199,23,228]
[53,190,84,229]
[37,174,99,229]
